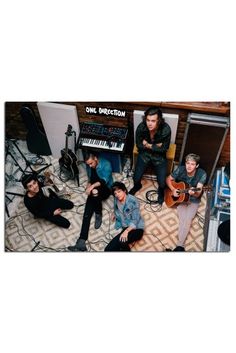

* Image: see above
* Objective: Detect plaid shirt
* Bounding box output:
[136,121,171,166]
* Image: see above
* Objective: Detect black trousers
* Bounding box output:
[78,184,111,241]
[133,155,167,202]
[105,228,144,251]
[45,198,74,229]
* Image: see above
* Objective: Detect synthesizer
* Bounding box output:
[77,123,128,153]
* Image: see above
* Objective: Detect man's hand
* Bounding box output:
[143,139,151,149]
[86,185,93,195]
[172,188,180,197]
[188,188,196,196]
[143,140,162,149]
[143,139,148,146]
[119,229,129,242]
[53,208,62,216]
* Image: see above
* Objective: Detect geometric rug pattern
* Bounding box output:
[5,141,207,252]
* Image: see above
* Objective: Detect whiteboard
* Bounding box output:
[37,102,80,158]
[133,110,179,144]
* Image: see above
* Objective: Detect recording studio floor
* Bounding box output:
[5,140,207,252]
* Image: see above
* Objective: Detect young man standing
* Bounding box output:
[68,151,113,251]
[22,173,74,228]
[130,107,171,206]
[166,153,207,251]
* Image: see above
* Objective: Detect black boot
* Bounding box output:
[68,239,87,252]
[95,213,102,229]
[129,183,142,195]
[173,246,185,252]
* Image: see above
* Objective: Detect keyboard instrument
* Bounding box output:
[78,123,128,153]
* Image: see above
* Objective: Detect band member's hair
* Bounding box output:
[185,153,200,164]
[83,150,98,162]
[111,182,128,196]
[144,106,165,128]
[21,173,38,189]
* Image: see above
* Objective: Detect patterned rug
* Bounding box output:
[5,141,207,252]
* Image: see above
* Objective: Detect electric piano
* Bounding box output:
[77,123,128,153]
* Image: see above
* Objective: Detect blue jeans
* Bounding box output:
[133,154,167,202]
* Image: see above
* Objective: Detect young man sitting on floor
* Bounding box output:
[105,182,144,251]
[68,151,113,252]
[22,173,74,228]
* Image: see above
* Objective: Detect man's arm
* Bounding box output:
[143,129,171,154]
[189,182,203,198]
[24,196,53,218]
[166,175,180,197]
[86,181,101,195]
[136,124,146,151]
[143,140,162,149]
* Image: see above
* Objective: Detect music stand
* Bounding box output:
[6,139,51,175]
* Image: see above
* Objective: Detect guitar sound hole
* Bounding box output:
[172,196,179,201]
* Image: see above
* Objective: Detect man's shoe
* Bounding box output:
[68,245,79,252]
[95,213,102,229]
[173,246,185,252]
[68,239,87,252]
[129,185,142,195]
[76,239,87,251]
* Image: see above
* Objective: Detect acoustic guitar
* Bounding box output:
[164,181,211,208]
[59,125,79,183]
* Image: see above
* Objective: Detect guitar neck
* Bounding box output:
[180,187,201,194]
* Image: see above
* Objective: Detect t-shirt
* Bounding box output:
[171,165,207,203]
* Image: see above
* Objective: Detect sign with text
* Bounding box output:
[85,106,126,117]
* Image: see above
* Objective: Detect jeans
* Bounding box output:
[78,184,111,241]
[105,228,144,251]
[133,154,167,202]
[176,202,199,246]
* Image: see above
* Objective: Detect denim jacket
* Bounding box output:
[114,194,144,230]
[87,157,113,188]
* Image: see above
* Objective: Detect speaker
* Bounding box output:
[179,113,230,183]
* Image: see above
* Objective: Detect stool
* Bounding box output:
[133,143,176,178]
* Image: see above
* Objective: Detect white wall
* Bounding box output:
[37,102,80,158]
[133,110,179,144]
